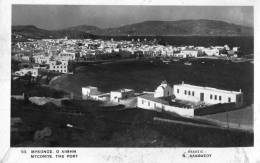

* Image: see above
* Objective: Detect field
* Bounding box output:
[11,99,253,147]
[202,105,253,130]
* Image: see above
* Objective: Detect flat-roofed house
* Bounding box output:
[110,89,135,103]
[82,86,110,101]
[82,86,100,98]
[137,93,194,117]
[48,60,68,73]
[14,68,39,77]
[179,49,199,58]
[57,50,76,61]
[33,55,50,64]
[203,48,220,56]
[173,82,243,107]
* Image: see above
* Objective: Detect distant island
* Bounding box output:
[12,19,253,39]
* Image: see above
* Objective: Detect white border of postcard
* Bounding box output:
[0,0,259,162]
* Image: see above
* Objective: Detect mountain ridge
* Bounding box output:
[12,19,253,39]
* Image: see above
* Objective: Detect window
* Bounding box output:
[238,96,241,103]
[177,89,179,93]
[154,103,156,108]
[142,100,144,104]
[228,97,231,103]
[215,95,217,100]
[188,91,191,95]
[184,90,187,95]
[192,91,194,96]
[148,102,150,106]
[210,94,213,99]
[219,96,222,101]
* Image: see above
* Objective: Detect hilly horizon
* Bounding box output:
[12,19,253,39]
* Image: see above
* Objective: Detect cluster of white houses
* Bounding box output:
[14,55,70,77]
[82,86,135,103]
[82,81,243,117]
[14,68,39,77]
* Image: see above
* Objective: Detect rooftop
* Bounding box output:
[111,88,134,93]
[174,83,242,95]
[82,86,98,89]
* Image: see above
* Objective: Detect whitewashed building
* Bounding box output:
[137,93,194,117]
[203,48,220,56]
[33,55,50,64]
[48,60,68,73]
[89,93,110,102]
[82,86,100,97]
[14,68,39,77]
[56,50,76,61]
[154,80,173,98]
[173,82,243,107]
[137,81,194,117]
[175,49,199,58]
[82,86,109,101]
[110,89,135,103]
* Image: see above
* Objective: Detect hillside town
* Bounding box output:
[12,36,244,78]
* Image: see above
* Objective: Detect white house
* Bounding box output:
[137,81,195,117]
[14,68,39,77]
[82,86,100,98]
[232,47,239,53]
[137,94,194,117]
[110,88,135,103]
[179,49,199,58]
[56,50,76,61]
[48,60,68,73]
[173,82,243,107]
[203,48,220,56]
[82,86,110,101]
[90,93,110,102]
[33,55,50,64]
[154,80,173,98]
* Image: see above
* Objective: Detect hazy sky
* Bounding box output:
[12,5,253,29]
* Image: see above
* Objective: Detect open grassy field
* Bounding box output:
[11,99,253,147]
[201,105,253,130]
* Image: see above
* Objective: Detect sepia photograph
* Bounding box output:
[10,4,254,148]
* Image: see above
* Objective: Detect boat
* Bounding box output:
[172,58,180,62]
[162,59,171,64]
[184,61,192,66]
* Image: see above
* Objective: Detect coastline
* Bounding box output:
[46,73,76,98]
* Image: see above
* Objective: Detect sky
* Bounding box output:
[12,5,253,30]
